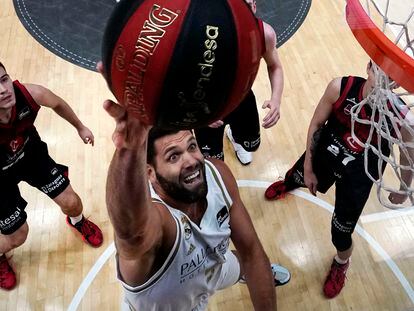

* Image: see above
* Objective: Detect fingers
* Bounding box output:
[208,120,224,128]
[262,112,279,128]
[84,135,95,146]
[103,100,126,120]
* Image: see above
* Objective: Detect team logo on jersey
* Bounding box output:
[216,206,229,227]
[181,216,192,240]
[9,137,23,152]
[344,103,353,115]
[17,107,30,120]
[186,243,196,256]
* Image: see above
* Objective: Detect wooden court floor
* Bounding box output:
[1,0,414,310]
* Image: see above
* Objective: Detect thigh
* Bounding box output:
[194,126,225,160]
[0,178,28,235]
[226,90,260,150]
[21,140,70,199]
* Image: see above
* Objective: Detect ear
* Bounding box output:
[147,164,156,183]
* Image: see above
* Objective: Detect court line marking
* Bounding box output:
[361,207,414,223]
[67,179,414,310]
[67,242,116,311]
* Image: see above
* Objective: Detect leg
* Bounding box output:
[22,141,103,247]
[226,90,260,165]
[265,152,307,200]
[194,125,225,160]
[53,185,103,247]
[0,182,29,290]
[53,184,83,217]
[323,161,373,298]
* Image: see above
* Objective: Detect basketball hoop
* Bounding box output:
[346,0,414,209]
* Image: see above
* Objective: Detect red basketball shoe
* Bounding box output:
[323,258,350,299]
[0,255,16,290]
[265,180,288,200]
[66,216,103,247]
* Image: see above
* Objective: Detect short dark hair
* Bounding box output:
[147,127,180,164]
[0,62,5,71]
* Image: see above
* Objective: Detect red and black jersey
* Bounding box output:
[326,76,408,153]
[0,80,41,170]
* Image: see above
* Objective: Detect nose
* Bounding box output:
[0,83,7,94]
[182,151,198,169]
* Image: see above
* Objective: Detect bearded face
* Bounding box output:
[150,131,208,204]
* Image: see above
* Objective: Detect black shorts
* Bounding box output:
[0,139,70,235]
[285,131,384,232]
[194,89,260,159]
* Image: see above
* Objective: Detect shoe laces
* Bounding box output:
[76,218,95,238]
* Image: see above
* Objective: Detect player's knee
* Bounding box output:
[4,222,29,249]
[54,186,82,214]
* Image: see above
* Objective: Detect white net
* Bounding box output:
[349,0,414,209]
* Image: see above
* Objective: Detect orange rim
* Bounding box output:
[346,0,414,92]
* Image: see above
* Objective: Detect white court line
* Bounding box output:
[67,179,414,310]
[361,206,414,223]
[67,242,115,311]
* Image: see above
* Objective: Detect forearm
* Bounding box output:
[399,151,414,190]
[267,65,283,104]
[243,246,276,310]
[304,123,323,172]
[106,147,150,239]
[53,101,84,130]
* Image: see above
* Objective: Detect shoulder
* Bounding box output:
[262,21,277,52]
[22,83,49,104]
[205,158,239,200]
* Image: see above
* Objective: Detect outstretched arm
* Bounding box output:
[303,78,341,195]
[212,159,276,310]
[261,22,284,129]
[104,99,170,286]
[25,83,94,145]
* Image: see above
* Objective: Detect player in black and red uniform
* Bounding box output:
[194,0,284,165]
[0,62,103,290]
[265,61,414,298]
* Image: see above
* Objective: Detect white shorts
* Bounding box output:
[215,250,241,291]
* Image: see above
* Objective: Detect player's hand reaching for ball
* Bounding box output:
[97,61,151,150]
[103,100,151,150]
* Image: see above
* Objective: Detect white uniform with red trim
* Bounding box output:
[117,160,240,311]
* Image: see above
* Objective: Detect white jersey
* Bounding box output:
[118,160,236,311]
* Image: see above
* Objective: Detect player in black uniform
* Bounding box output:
[265,61,414,298]
[0,62,103,290]
[194,0,284,165]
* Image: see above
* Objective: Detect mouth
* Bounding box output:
[183,170,201,184]
[0,95,12,104]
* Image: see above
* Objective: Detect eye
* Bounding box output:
[168,153,179,162]
[188,143,197,151]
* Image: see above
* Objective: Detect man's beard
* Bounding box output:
[156,165,208,204]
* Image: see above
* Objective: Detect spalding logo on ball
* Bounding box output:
[102,0,264,129]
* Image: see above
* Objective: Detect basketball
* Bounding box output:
[102,0,264,129]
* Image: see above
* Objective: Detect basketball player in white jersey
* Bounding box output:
[102,76,290,309]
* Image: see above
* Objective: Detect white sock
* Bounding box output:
[334,255,350,265]
[69,214,83,225]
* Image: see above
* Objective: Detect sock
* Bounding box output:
[69,214,83,225]
[334,255,349,265]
